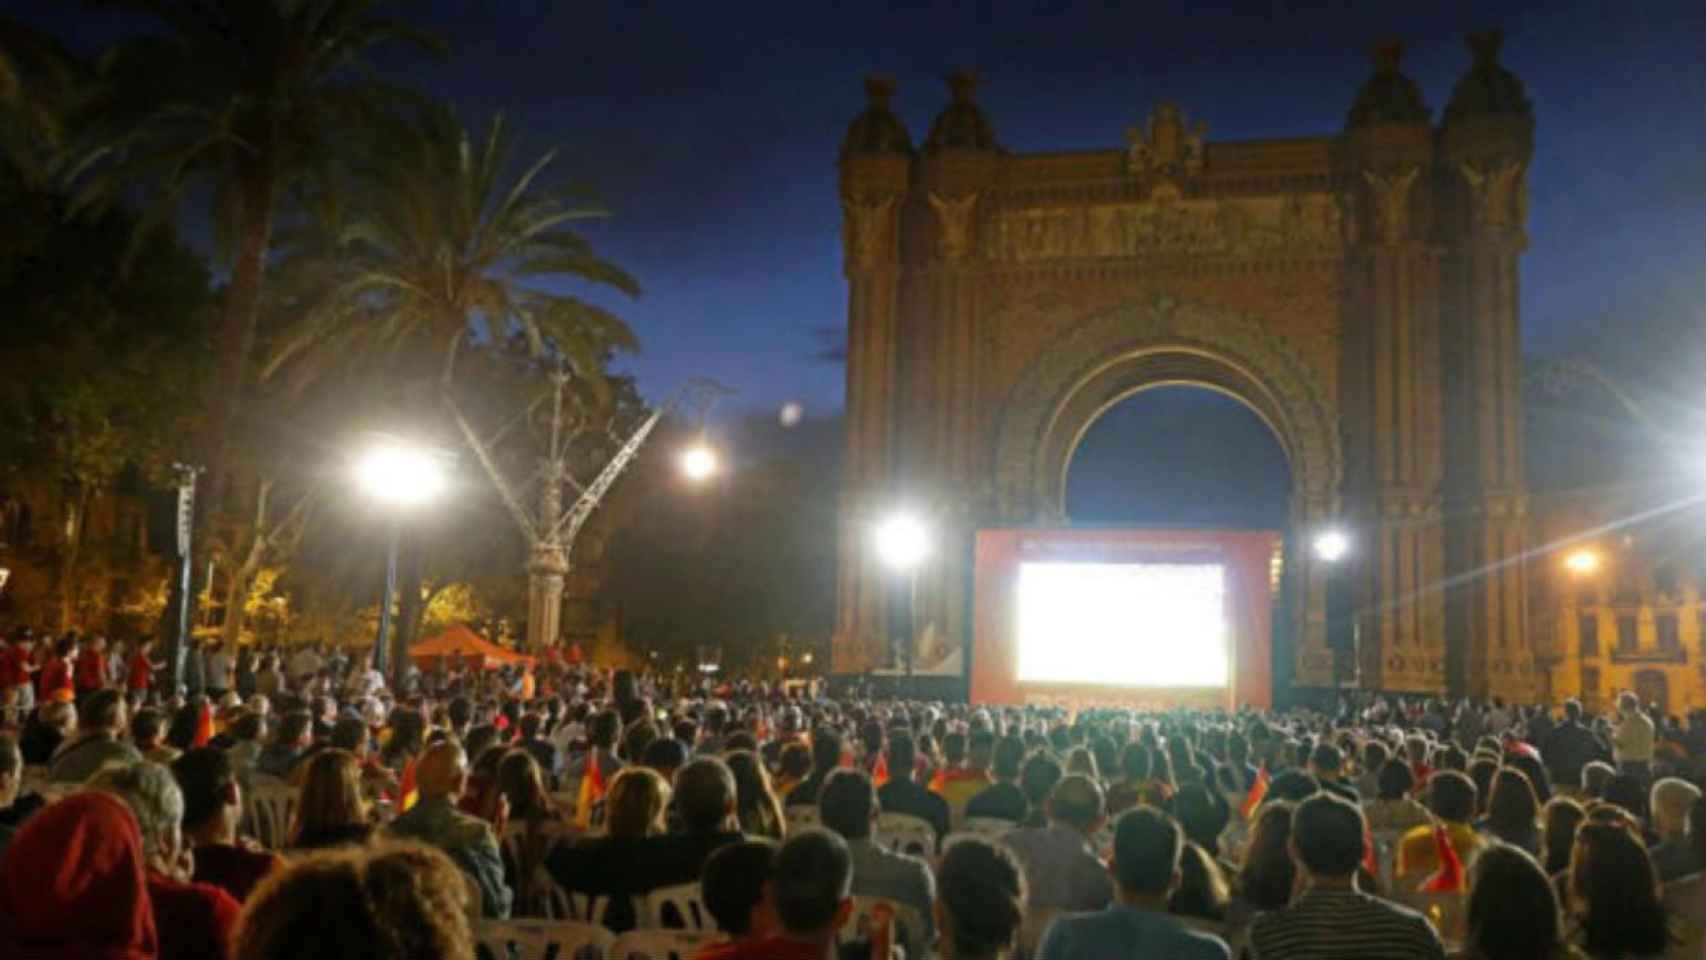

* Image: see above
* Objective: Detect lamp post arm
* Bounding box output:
[445,394,540,543]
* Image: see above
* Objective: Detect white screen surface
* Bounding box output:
[1015,562,1228,687]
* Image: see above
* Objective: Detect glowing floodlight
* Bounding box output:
[680,443,719,482]
[1564,548,1601,576]
[355,443,448,508]
[874,512,929,573]
[1313,529,1351,564]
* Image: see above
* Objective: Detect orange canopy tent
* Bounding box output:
[411,624,535,671]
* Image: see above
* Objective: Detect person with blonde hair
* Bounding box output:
[604,765,672,839]
[726,749,785,840]
[233,842,475,960]
[289,748,374,851]
[1648,776,1702,881]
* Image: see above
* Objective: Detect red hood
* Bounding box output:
[0,792,158,960]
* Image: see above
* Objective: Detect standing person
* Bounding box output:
[205,642,236,700]
[1036,807,1230,960]
[0,632,36,723]
[183,637,206,698]
[37,634,77,705]
[1246,794,1445,960]
[128,638,163,704]
[1612,691,1656,785]
[234,645,257,699]
[74,635,110,702]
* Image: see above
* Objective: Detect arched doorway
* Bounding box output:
[1064,386,1291,529]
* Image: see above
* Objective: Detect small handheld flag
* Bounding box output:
[191,701,215,748]
[1241,764,1270,820]
[1421,822,1465,893]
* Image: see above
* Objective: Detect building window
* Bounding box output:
[1616,614,1639,653]
[1581,666,1601,705]
[1578,612,1599,657]
[1658,613,1681,654]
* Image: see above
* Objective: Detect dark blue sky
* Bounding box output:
[23,1,1706,517]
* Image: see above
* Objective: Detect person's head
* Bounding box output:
[496,750,551,821]
[1618,691,1641,715]
[725,750,781,827]
[605,766,671,839]
[1426,770,1477,824]
[1374,757,1416,802]
[1650,777,1700,839]
[991,735,1024,783]
[643,737,690,780]
[84,688,127,735]
[291,748,368,844]
[701,840,778,940]
[1601,772,1649,825]
[1265,770,1319,804]
[885,731,918,783]
[936,837,1026,960]
[1018,751,1063,813]
[1307,743,1343,781]
[1361,739,1390,776]
[275,709,314,749]
[779,742,812,784]
[1168,841,1231,922]
[1467,842,1566,960]
[1541,796,1587,875]
[810,727,844,775]
[330,716,369,756]
[233,842,473,960]
[131,708,167,750]
[1581,760,1615,798]
[967,730,996,772]
[1045,774,1106,834]
[1239,800,1297,911]
[1570,819,1668,957]
[171,747,241,836]
[1288,793,1366,880]
[1563,699,1583,723]
[819,769,878,841]
[1109,806,1182,899]
[588,709,620,749]
[86,760,186,872]
[1486,768,1540,834]
[0,734,18,809]
[770,829,853,940]
[676,757,738,834]
[414,741,469,801]
[0,792,156,959]
[1173,782,1230,851]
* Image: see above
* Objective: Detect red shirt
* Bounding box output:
[128,652,154,691]
[75,649,108,692]
[0,645,27,688]
[191,844,282,904]
[146,871,241,960]
[39,656,72,700]
[695,936,829,960]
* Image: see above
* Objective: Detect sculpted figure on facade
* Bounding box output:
[1362,166,1420,245]
[929,191,981,261]
[842,195,898,270]
[1458,159,1526,231]
[1125,102,1208,178]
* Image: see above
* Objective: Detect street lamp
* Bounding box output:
[1312,526,1356,688]
[680,442,720,482]
[354,439,450,683]
[1564,548,1602,576]
[1313,528,1351,564]
[874,511,929,675]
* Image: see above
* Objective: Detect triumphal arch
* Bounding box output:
[834,35,1538,699]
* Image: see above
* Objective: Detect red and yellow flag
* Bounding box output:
[574,749,607,829]
[1421,823,1465,893]
[872,752,889,788]
[191,702,215,748]
[398,756,419,813]
[1240,764,1270,820]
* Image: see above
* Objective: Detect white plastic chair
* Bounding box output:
[784,806,820,835]
[474,919,614,960]
[644,881,712,930]
[501,821,580,919]
[610,930,715,960]
[245,782,299,850]
[840,897,925,960]
[960,816,1017,839]
[875,812,937,857]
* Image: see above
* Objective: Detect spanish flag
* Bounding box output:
[575,749,607,829]
[1421,822,1465,893]
[191,701,215,749]
[398,756,419,813]
[872,752,889,788]
[1240,763,1270,820]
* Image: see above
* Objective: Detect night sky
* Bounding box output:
[22,1,1706,524]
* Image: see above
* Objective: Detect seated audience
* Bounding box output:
[936,837,1027,960]
[289,748,375,850]
[1580,761,1616,800]
[1397,770,1482,879]
[1363,759,1431,831]
[1016,750,1064,829]
[133,707,180,764]
[20,699,76,766]
[50,688,141,782]
[701,839,780,942]
[1037,806,1229,960]
[1247,794,1445,960]
[1003,774,1114,913]
[1569,818,1669,959]
[877,732,950,842]
[819,768,936,960]
[1478,768,1542,856]
[1464,842,1572,960]
[171,747,283,902]
[1540,796,1586,876]
[89,760,243,960]
[233,842,474,960]
[1234,801,1297,919]
[605,766,672,839]
[0,734,43,860]
[1309,744,1358,803]
[385,740,512,919]
[0,792,158,959]
[253,710,313,782]
[938,730,996,822]
[1647,776,1701,881]
[1174,782,1233,864]
[1169,841,1232,924]
[727,749,786,841]
[696,829,853,960]
[965,735,1029,823]
[785,728,845,808]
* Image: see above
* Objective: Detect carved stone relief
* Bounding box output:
[1458,159,1526,231]
[986,193,1343,262]
[842,195,898,270]
[929,191,981,261]
[1362,167,1419,245]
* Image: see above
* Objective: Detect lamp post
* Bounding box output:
[355,439,450,684]
[1314,527,1355,688]
[874,511,929,675]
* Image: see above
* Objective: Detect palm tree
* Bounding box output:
[263,104,640,394]
[65,2,440,652]
[0,15,84,188]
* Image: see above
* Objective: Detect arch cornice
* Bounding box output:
[991,297,1341,523]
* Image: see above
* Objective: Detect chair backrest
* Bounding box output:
[784,806,820,835]
[500,822,581,919]
[961,816,1017,839]
[1393,889,1467,948]
[474,919,614,960]
[839,897,924,954]
[245,782,299,850]
[1663,873,1706,960]
[874,812,937,857]
[644,881,712,931]
[610,930,716,960]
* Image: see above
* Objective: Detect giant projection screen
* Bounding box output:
[971,528,1280,709]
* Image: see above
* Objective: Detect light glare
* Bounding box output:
[1564,548,1601,575]
[874,513,929,572]
[1313,529,1350,563]
[680,444,719,481]
[356,445,447,507]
